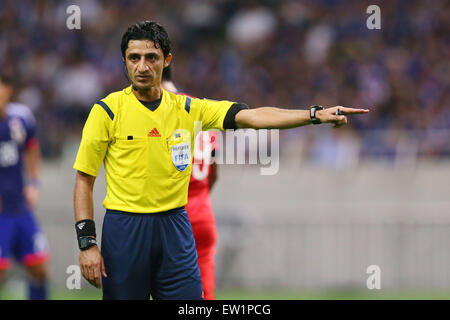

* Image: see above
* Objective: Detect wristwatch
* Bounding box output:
[310,105,324,124]
[78,236,98,251]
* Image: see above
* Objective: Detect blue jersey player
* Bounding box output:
[0,72,50,299]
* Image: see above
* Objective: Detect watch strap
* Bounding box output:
[310,105,324,124]
[78,236,98,251]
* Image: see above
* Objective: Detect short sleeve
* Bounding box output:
[24,118,39,149]
[6,103,38,148]
[22,110,36,140]
[222,103,249,129]
[73,103,113,176]
[193,98,235,131]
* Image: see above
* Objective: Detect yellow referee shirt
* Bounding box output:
[73,86,237,213]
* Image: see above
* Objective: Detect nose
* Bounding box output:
[137,57,149,73]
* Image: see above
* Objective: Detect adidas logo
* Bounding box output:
[148,128,161,137]
[77,222,85,230]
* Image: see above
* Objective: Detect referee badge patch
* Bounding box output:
[169,129,191,171]
[171,143,191,171]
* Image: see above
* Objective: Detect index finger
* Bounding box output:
[338,107,370,115]
[101,259,107,278]
[93,265,102,288]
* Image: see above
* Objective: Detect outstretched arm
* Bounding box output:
[235,106,369,129]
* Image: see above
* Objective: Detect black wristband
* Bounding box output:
[75,219,96,239]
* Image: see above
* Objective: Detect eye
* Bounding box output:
[146,54,158,61]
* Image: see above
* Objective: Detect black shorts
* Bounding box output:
[101,207,203,300]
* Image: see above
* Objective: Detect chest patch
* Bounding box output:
[168,129,191,172]
[171,143,191,171]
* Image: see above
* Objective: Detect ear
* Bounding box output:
[164,53,172,68]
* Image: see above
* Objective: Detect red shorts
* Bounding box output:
[186,185,217,300]
[190,216,217,300]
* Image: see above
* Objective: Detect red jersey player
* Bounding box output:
[162,66,218,299]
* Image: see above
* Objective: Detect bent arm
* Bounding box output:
[23,143,41,208]
[235,106,369,129]
[74,170,96,222]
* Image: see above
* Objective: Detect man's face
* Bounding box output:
[124,40,172,91]
[0,80,12,116]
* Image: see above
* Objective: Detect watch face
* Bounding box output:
[79,237,96,249]
[80,238,89,248]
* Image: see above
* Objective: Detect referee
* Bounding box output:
[73,21,369,300]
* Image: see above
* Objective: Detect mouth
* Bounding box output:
[135,75,151,82]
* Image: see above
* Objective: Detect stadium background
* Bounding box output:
[1,0,449,299]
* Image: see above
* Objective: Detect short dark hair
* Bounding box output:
[121,21,171,58]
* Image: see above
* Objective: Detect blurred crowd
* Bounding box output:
[0,0,448,164]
